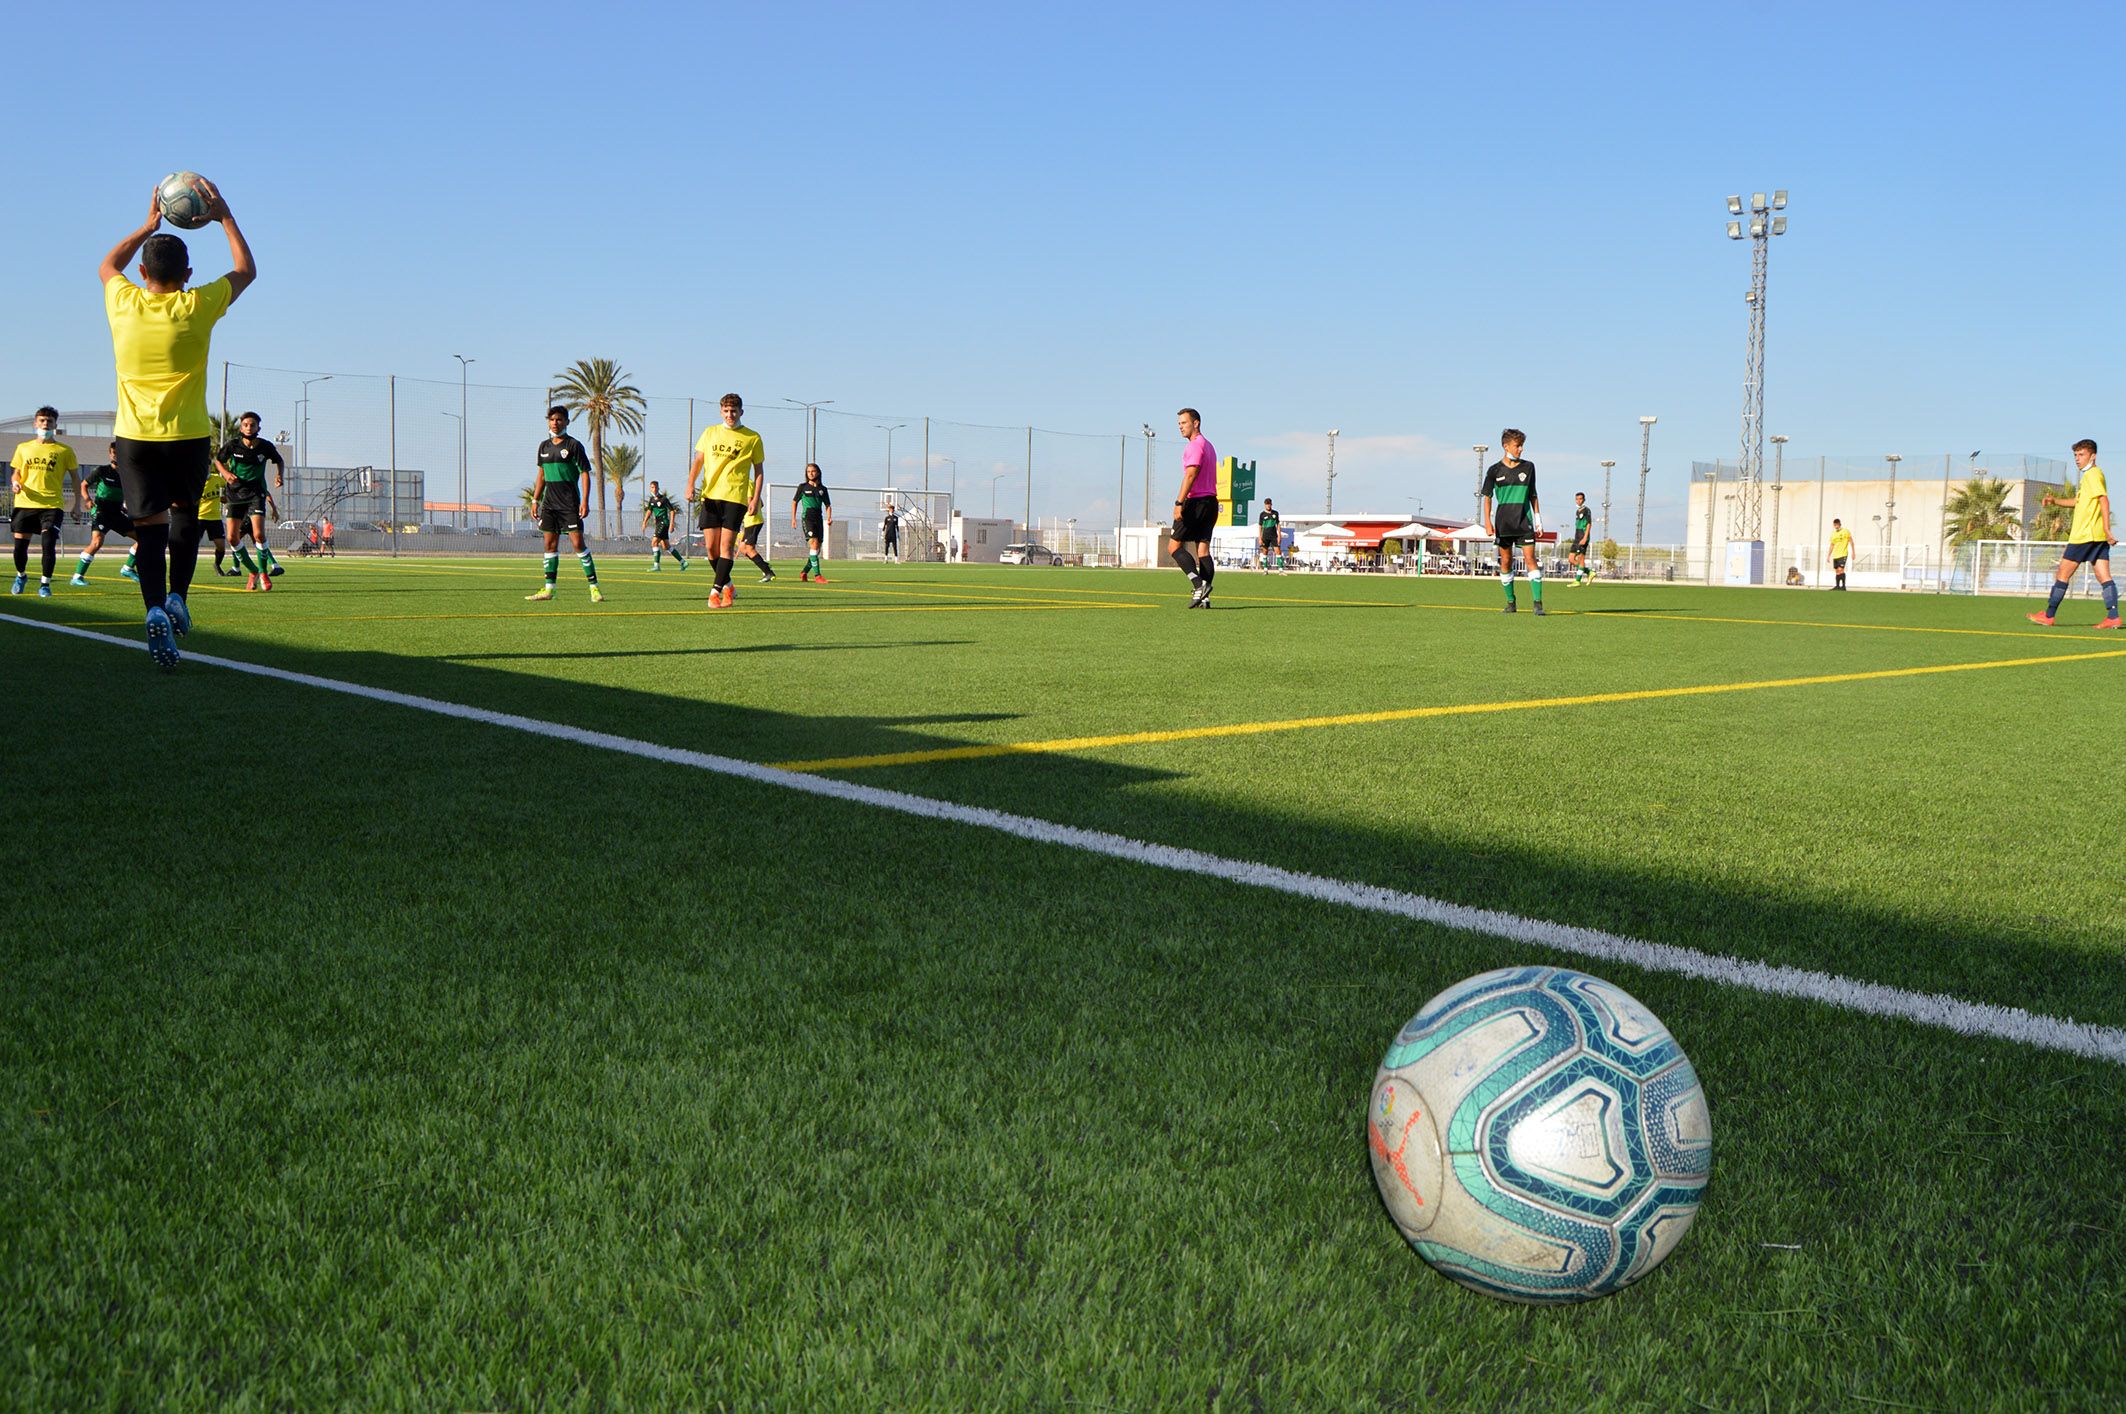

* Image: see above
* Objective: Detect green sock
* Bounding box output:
[543,553,559,586]
[674,549,687,567]
[579,551,597,585]
[75,552,94,576]
[1502,579,1516,605]
[1532,576,1544,604]
[235,545,258,574]
[653,546,663,568]
[124,550,137,571]
[261,546,280,569]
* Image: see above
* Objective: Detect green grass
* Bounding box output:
[4,557,2122,1408]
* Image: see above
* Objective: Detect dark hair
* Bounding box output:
[1575,490,1586,499]
[1832,518,1842,526]
[804,463,822,478]
[34,405,58,422]
[239,410,261,423]
[141,233,188,285]
[720,394,743,410]
[1501,428,1526,447]
[1178,407,1201,423]
[649,479,660,488]
[2073,438,2098,456]
[547,406,569,422]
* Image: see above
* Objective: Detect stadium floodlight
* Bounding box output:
[1749,218,1766,237]
[1772,189,1788,210]
[1727,195,1743,215]
[1771,216,1788,236]
[1727,221,1743,240]
[1726,186,1788,544]
[1751,192,1767,212]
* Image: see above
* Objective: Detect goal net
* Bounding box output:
[762,484,955,563]
[1947,540,2114,597]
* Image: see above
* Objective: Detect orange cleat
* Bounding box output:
[2099,616,2122,630]
[2025,612,2054,626]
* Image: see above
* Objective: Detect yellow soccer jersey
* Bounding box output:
[9,439,78,510]
[1829,528,1853,558]
[743,470,766,527]
[105,275,233,441]
[197,474,227,521]
[2069,465,2111,544]
[696,424,764,504]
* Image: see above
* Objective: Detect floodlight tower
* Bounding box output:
[1599,460,1616,543]
[1725,190,1787,541]
[1633,417,1655,550]
[1324,430,1340,515]
[1884,453,1902,548]
[1769,434,1789,575]
[1471,444,1489,526]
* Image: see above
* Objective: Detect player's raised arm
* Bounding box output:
[99,187,164,285]
[195,180,258,302]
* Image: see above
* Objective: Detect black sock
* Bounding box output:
[11,538,24,574]
[135,521,169,610]
[715,557,733,588]
[1199,558,1215,587]
[168,512,201,597]
[1172,547,1198,579]
[748,552,770,571]
[39,528,58,580]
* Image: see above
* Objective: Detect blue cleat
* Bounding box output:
[120,564,140,582]
[9,573,22,595]
[38,581,52,599]
[144,607,180,670]
[164,591,191,636]
[70,574,90,587]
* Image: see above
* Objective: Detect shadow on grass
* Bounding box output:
[439,640,977,662]
[7,610,2120,1029]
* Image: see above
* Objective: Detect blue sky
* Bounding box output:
[11,0,2121,533]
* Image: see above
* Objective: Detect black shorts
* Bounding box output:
[537,482,584,534]
[1833,556,1848,570]
[649,518,673,542]
[225,486,269,522]
[89,506,135,538]
[697,498,745,533]
[882,526,899,546]
[799,509,825,542]
[1171,494,1219,542]
[11,507,63,536]
[115,436,210,521]
[740,522,763,548]
[1496,534,1533,556]
[2063,541,2113,564]
[1570,536,1590,555]
[1260,533,1278,549]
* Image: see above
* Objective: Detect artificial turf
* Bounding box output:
[3,558,2121,1408]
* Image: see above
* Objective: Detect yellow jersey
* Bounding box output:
[2069,465,2111,544]
[1828,528,1853,558]
[743,469,766,527]
[105,274,233,441]
[198,474,227,521]
[9,438,78,510]
[695,424,764,504]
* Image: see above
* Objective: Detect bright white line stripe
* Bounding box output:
[12,612,2124,1067]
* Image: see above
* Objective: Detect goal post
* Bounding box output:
[1947,540,2111,597]
[760,484,954,564]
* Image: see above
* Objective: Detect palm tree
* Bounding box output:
[1942,475,2022,547]
[519,480,541,527]
[549,358,645,539]
[603,443,640,530]
[2027,482,2075,541]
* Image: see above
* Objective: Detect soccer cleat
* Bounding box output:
[648,563,660,572]
[758,570,776,583]
[799,568,810,582]
[9,574,22,595]
[144,607,179,670]
[2024,612,2054,626]
[2100,616,2122,630]
[1533,603,1546,616]
[812,574,828,583]
[526,586,555,601]
[120,564,140,582]
[706,587,725,609]
[1502,602,1518,613]
[267,563,285,578]
[260,572,274,592]
[676,558,688,571]
[589,585,605,604]
[164,592,190,636]
[38,581,52,599]
[721,584,736,605]
[70,574,89,587]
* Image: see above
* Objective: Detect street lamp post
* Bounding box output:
[877,423,905,486]
[1723,190,1788,541]
[1324,429,1340,516]
[991,471,1017,517]
[452,354,474,529]
[1884,453,1902,555]
[1141,424,1155,525]
[1702,467,1719,583]
[1599,460,1616,547]
[1635,416,1656,572]
[438,413,460,526]
[1769,434,1789,579]
[1471,444,1489,532]
[297,374,332,516]
[784,398,834,470]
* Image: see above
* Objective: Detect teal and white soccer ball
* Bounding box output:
[156,171,213,230]
[1367,966,1712,1303]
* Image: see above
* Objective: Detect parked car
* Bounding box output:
[1000,543,1058,565]
[471,526,499,536]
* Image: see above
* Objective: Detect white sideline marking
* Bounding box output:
[11,612,2125,1068]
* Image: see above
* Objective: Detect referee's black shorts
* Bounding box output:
[115,437,211,521]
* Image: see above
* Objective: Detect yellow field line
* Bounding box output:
[171,601,1156,625]
[774,646,2126,772]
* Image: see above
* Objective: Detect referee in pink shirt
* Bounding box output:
[1168,407,1219,607]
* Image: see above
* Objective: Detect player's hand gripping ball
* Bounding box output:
[156,171,214,229]
[1368,966,1712,1303]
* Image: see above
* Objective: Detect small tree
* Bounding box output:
[1942,475,2022,547]
[604,443,640,528]
[1598,536,1619,563]
[519,480,541,526]
[2027,482,2075,541]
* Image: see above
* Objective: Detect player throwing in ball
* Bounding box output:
[2027,438,2119,628]
[9,406,75,599]
[642,479,687,571]
[1170,407,1219,606]
[687,393,764,607]
[1481,429,1544,615]
[100,177,256,667]
[526,407,603,603]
